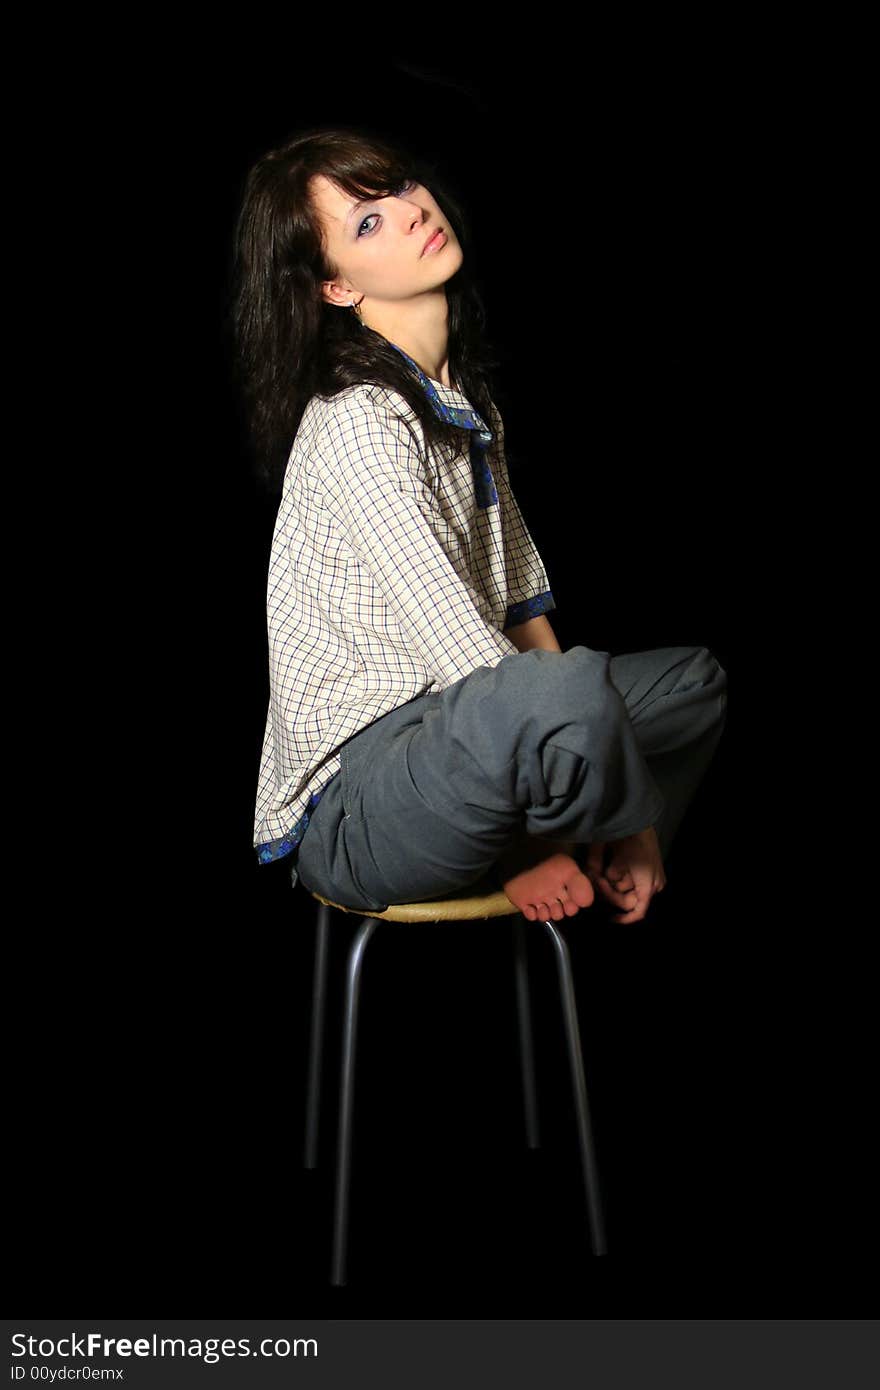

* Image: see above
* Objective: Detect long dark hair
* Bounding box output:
[224,124,505,497]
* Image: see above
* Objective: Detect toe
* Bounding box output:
[570,873,595,908]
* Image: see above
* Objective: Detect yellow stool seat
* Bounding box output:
[308,884,518,923]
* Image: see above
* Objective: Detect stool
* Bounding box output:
[302,877,609,1285]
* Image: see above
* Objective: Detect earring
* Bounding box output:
[351,296,364,320]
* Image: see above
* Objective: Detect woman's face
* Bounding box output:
[312,173,463,312]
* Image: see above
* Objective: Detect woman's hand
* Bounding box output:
[586,826,666,923]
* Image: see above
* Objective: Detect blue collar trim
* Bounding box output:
[386,342,498,509]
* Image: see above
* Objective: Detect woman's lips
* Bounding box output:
[421,228,447,257]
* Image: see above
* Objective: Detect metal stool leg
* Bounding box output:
[539,919,608,1255]
[512,915,541,1149]
[304,902,331,1170]
[331,914,379,1287]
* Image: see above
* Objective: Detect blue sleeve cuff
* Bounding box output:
[503,591,556,628]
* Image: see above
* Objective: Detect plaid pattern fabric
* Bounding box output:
[254,362,556,866]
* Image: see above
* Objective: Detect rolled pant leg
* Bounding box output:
[296,644,669,911]
[498,643,729,871]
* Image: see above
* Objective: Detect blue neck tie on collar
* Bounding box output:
[385,342,499,510]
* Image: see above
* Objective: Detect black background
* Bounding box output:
[9,28,868,1318]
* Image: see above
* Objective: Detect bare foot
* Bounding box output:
[501,851,595,922]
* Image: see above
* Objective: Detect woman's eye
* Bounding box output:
[357,180,417,237]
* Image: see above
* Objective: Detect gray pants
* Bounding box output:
[295,644,728,913]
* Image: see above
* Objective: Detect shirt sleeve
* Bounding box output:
[312,386,520,690]
[486,399,557,629]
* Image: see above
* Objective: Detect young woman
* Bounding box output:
[230,125,728,922]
